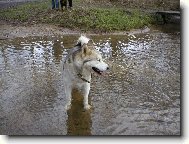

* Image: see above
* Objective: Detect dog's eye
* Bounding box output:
[97,59,101,62]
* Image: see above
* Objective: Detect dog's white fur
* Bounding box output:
[77,35,90,45]
[63,35,109,110]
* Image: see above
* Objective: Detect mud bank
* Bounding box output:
[0,24,80,39]
[0,23,151,39]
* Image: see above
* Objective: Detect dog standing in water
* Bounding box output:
[63,35,109,110]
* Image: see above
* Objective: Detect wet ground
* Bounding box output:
[0,24,180,135]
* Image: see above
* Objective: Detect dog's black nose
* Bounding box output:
[107,67,109,70]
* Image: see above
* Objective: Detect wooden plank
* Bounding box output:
[156,11,180,16]
[154,11,180,24]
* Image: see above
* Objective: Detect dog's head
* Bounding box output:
[81,43,109,75]
[75,35,109,75]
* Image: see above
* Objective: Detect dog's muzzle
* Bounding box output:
[92,67,109,75]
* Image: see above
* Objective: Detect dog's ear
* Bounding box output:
[81,44,91,56]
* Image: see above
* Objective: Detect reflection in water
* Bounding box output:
[0,27,180,135]
[67,89,91,135]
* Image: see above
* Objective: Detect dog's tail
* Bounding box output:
[77,35,90,46]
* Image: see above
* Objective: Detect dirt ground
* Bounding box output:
[0,0,75,39]
[0,23,152,40]
[0,22,82,39]
[0,0,179,39]
[0,0,155,39]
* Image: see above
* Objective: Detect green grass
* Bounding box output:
[0,0,156,32]
[0,1,49,22]
[57,8,155,32]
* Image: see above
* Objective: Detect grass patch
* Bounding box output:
[0,1,49,22]
[0,0,156,32]
[56,8,155,32]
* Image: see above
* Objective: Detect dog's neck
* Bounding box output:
[77,73,91,83]
[79,68,91,83]
[74,63,91,83]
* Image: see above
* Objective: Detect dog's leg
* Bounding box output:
[64,84,72,110]
[83,83,91,110]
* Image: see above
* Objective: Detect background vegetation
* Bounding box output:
[0,0,179,32]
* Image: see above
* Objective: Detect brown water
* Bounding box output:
[0,26,180,135]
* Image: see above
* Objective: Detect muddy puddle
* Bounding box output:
[0,25,180,135]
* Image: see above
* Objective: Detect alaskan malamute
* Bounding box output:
[63,35,109,110]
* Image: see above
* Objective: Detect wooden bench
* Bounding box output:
[155,11,180,23]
